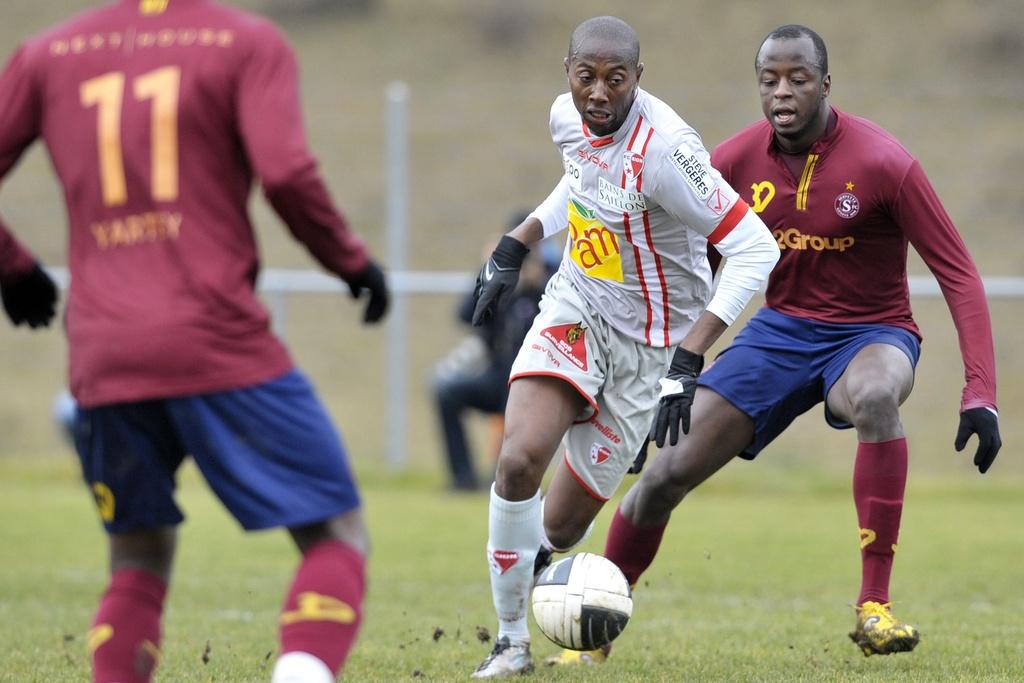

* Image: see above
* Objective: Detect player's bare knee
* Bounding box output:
[849,385,902,436]
[494,449,545,498]
[626,473,684,526]
[543,521,588,551]
[657,452,701,501]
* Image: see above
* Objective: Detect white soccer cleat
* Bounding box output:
[471,636,534,678]
[271,651,334,683]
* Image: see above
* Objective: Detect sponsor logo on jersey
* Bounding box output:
[490,549,520,575]
[598,177,647,213]
[834,192,861,219]
[92,482,116,522]
[564,155,583,192]
[623,151,645,183]
[705,186,728,216]
[670,146,713,199]
[567,199,623,282]
[590,443,611,465]
[751,181,776,213]
[540,322,589,371]
[281,592,358,625]
[51,29,235,56]
[140,0,169,14]
[577,149,609,171]
[773,228,855,252]
[587,415,622,444]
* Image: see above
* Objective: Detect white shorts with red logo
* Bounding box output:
[510,272,673,501]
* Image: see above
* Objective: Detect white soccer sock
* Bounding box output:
[487,483,542,646]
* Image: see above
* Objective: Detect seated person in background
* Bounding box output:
[432,217,556,492]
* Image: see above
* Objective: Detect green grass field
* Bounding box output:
[1,1,1022,682]
[2,456,1022,682]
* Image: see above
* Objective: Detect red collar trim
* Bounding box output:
[582,121,616,148]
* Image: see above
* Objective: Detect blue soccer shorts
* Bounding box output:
[74,369,360,533]
[698,307,921,459]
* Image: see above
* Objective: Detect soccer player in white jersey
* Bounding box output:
[469,16,781,677]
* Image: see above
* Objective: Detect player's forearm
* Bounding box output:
[527,176,569,239]
[938,276,998,411]
[506,218,545,248]
[705,210,779,325]
[0,218,36,283]
[676,311,727,356]
[264,167,369,280]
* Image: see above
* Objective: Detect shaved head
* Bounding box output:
[568,16,640,68]
[756,24,828,76]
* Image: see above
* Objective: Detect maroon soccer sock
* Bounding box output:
[853,438,908,605]
[603,506,668,586]
[280,539,365,675]
[89,568,167,683]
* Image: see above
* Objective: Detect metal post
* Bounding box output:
[385,81,409,470]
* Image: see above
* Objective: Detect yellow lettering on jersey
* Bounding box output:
[750,181,775,213]
[858,527,876,550]
[280,592,357,626]
[795,154,819,211]
[773,228,854,252]
[567,199,623,282]
[86,624,114,653]
[139,0,170,15]
[92,482,115,523]
[91,211,183,249]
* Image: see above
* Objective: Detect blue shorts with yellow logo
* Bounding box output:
[698,307,920,459]
[74,369,360,533]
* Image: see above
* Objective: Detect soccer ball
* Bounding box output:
[531,552,632,650]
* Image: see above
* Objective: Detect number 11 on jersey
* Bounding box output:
[80,66,181,207]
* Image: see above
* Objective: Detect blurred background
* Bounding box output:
[1,0,1021,484]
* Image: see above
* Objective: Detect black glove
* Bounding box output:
[471,235,529,326]
[954,407,1001,474]
[628,437,651,474]
[345,260,389,324]
[649,347,704,448]
[1,263,57,329]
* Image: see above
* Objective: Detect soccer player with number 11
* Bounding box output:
[0,1,389,682]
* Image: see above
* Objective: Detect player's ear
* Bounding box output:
[636,61,644,82]
[821,73,831,99]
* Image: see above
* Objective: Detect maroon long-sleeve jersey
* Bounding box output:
[711,108,996,412]
[0,0,371,407]
[0,226,35,283]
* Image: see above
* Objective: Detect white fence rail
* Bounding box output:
[44,267,1024,298]
[42,266,1023,470]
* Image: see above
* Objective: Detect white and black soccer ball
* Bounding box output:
[531,552,632,650]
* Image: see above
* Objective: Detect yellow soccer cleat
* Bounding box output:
[542,643,611,667]
[848,601,921,656]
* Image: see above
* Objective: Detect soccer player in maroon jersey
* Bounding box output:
[0,1,389,681]
[548,24,1002,666]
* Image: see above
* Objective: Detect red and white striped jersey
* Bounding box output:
[530,88,778,347]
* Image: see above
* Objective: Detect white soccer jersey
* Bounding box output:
[529,88,777,347]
